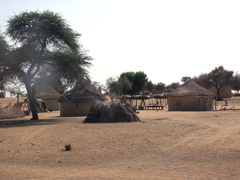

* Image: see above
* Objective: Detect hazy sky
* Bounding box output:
[1,0,240,86]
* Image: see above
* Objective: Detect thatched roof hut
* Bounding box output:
[34,83,61,110]
[58,80,107,116]
[167,80,215,111]
[84,101,140,123]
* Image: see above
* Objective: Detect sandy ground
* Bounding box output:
[0,97,240,180]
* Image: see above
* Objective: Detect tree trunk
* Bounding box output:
[28,89,39,120]
[23,74,39,120]
[217,87,222,101]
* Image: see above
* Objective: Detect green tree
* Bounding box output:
[208,66,233,100]
[193,66,234,100]
[119,71,147,95]
[3,10,91,120]
[153,82,166,93]
[193,73,212,89]
[133,71,148,93]
[118,76,133,95]
[0,34,21,97]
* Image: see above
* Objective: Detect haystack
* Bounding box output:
[168,80,215,111]
[58,80,107,117]
[34,83,61,110]
[84,101,140,123]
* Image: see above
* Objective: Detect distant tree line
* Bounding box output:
[105,66,240,101]
[106,71,181,96]
[181,66,240,100]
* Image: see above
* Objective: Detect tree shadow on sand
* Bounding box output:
[0,119,59,128]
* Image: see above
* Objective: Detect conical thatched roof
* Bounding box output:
[84,101,140,123]
[34,83,61,100]
[168,80,215,97]
[58,80,106,102]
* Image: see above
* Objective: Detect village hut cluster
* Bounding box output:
[10,79,234,122]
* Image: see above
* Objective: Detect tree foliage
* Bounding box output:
[193,66,233,100]
[166,82,180,89]
[193,73,212,89]
[2,10,91,119]
[106,71,148,95]
[0,34,17,92]
[154,82,166,92]
[208,66,233,100]
[0,34,8,90]
[146,81,154,92]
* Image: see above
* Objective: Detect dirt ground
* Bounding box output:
[0,97,240,180]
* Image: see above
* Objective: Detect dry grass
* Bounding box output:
[0,97,240,179]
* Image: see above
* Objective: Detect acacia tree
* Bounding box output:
[208,66,233,100]
[4,10,91,120]
[193,66,233,100]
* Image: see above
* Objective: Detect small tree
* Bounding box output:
[132,71,148,94]
[118,76,133,95]
[119,71,148,95]
[208,66,233,100]
[3,10,91,120]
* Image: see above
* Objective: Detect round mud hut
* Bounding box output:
[84,101,140,123]
[34,83,61,111]
[58,80,107,117]
[167,80,215,111]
